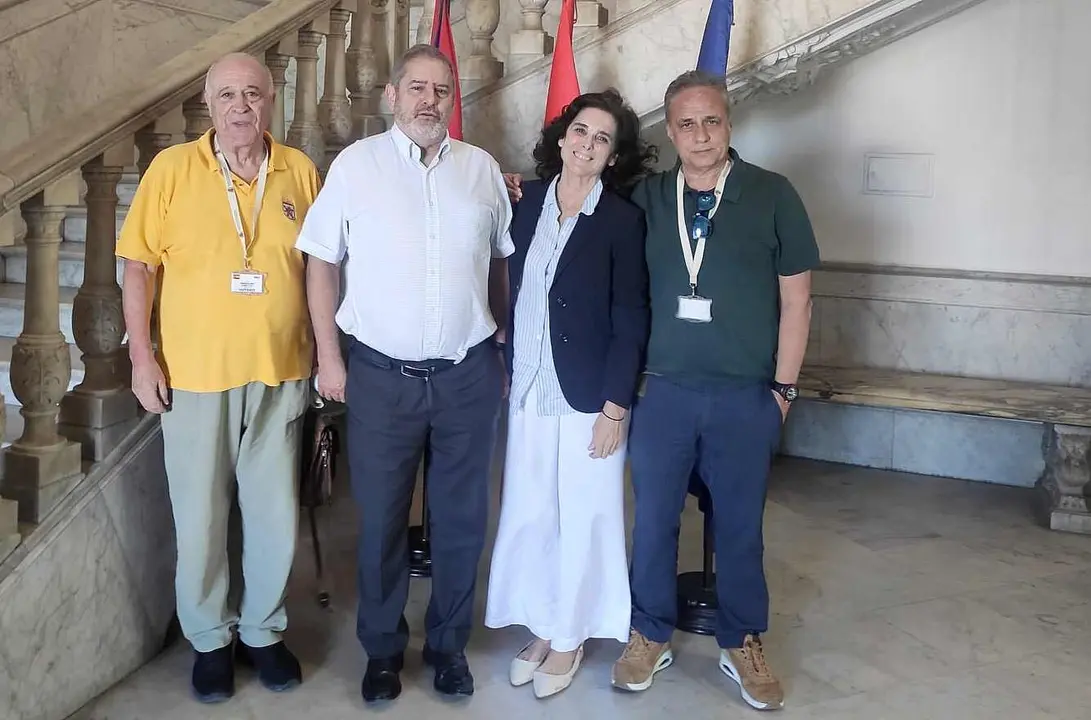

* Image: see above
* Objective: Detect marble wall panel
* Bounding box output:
[807,265,1091,388]
[0,421,173,720]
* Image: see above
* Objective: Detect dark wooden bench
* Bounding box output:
[796,365,1091,534]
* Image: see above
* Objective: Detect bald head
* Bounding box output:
[204,52,273,101]
[203,52,274,152]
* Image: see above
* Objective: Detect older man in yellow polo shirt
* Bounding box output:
[117,52,319,704]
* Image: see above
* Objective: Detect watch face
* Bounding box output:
[785,386,799,402]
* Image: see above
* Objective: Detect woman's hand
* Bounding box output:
[589,401,627,459]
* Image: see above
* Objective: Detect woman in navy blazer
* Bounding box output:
[484,89,656,698]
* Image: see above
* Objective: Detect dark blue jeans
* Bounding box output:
[628,375,783,650]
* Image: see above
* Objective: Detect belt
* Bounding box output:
[356,340,488,381]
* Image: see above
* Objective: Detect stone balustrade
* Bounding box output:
[0,0,449,564]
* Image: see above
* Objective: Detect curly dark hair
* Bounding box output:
[532,88,658,196]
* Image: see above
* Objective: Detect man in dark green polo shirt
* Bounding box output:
[613,70,817,711]
[502,70,817,711]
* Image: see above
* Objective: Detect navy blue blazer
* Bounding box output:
[504,178,649,414]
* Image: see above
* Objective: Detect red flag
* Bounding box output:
[544,0,580,126]
[430,0,463,140]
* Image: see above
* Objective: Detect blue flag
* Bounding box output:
[696,0,734,74]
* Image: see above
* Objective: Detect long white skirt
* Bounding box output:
[484,395,631,652]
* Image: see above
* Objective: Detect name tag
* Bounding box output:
[677,295,712,323]
[231,270,265,295]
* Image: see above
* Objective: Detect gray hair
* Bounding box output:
[203,52,274,101]
[390,44,455,88]
[663,70,731,121]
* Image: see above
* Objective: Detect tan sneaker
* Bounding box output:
[719,635,784,710]
[611,629,673,692]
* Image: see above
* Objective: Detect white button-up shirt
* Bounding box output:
[295,123,515,362]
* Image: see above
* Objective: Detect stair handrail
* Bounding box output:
[0,0,341,216]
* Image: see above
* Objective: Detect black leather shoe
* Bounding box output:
[422,645,474,697]
[361,655,404,703]
[238,641,302,692]
[192,645,234,703]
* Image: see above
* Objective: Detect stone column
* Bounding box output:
[1034,424,1091,534]
[134,120,175,359]
[60,145,140,462]
[319,6,353,171]
[509,0,551,62]
[2,179,84,524]
[369,0,394,125]
[286,27,327,168]
[462,0,503,91]
[393,0,410,60]
[416,0,435,44]
[135,122,174,177]
[182,94,212,141]
[0,398,18,560]
[266,48,292,142]
[347,1,387,138]
[575,1,607,27]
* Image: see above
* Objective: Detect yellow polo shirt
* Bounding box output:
[116,130,320,392]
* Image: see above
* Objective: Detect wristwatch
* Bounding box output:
[771,381,799,403]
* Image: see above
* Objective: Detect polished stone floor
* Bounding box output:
[76,457,1091,719]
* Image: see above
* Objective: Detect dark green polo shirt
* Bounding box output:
[630,148,820,386]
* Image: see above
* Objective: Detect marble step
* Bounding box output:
[0,284,76,344]
[0,337,83,411]
[62,206,130,245]
[0,242,124,289]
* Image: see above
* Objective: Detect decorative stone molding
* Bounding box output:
[725,0,989,109]
[463,0,987,171]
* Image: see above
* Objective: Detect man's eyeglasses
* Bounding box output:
[691,191,716,241]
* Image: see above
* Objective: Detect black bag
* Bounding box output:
[300,399,344,607]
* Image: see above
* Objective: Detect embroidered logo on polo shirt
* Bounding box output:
[282,198,296,221]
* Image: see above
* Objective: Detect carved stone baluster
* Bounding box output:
[286,26,327,168]
[393,0,410,60]
[416,0,435,44]
[266,48,292,142]
[0,394,17,559]
[182,94,212,141]
[319,6,353,170]
[462,0,503,91]
[370,0,393,125]
[1035,425,1091,534]
[135,123,174,177]
[134,117,178,353]
[347,1,386,137]
[1,176,84,523]
[59,143,140,461]
[509,0,550,63]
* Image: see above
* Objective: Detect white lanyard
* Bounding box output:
[214,136,269,270]
[675,160,731,293]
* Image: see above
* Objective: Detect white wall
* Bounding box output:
[658,0,1091,277]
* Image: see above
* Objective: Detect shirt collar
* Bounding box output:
[197,129,286,173]
[390,122,453,166]
[545,174,604,216]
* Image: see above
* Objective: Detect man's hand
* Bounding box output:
[132,355,169,414]
[503,173,523,204]
[772,390,789,422]
[316,356,347,404]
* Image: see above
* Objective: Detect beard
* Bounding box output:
[394,105,449,148]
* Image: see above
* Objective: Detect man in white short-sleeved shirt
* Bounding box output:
[296,44,513,705]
